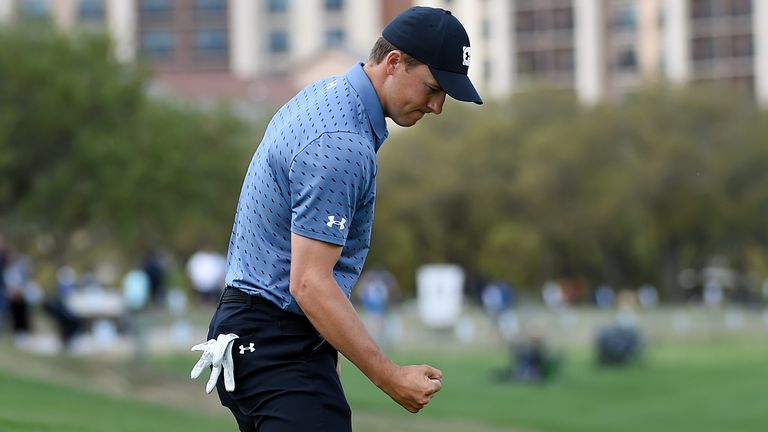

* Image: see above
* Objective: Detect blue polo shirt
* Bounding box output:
[225,63,389,314]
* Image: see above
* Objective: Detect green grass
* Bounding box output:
[1,337,766,432]
[0,369,232,432]
[339,338,768,432]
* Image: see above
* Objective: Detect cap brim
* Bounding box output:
[429,67,483,105]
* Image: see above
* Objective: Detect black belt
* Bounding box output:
[220,287,273,307]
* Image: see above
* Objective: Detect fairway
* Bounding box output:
[342,338,768,432]
[0,369,230,432]
[1,335,765,432]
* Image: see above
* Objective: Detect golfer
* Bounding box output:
[192,7,482,431]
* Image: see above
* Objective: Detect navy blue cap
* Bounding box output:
[383,7,483,105]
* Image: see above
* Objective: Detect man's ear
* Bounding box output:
[384,50,403,76]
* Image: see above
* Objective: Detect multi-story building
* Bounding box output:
[1,0,766,106]
[419,0,768,106]
[0,0,406,105]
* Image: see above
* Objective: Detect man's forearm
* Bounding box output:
[291,275,396,389]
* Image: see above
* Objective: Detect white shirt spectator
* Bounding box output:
[187,251,227,295]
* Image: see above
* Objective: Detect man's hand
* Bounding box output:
[190,333,239,393]
[379,364,443,413]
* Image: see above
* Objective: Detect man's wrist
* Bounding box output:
[370,359,399,391]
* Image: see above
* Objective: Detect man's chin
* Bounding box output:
[393,113,424,127]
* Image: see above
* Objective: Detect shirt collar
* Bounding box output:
[345,62,388,152]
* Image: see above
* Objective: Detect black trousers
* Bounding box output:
[208,287,352,432]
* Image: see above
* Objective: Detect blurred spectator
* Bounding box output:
[357,268,399,314]
[142,248,167,307]
[356,268,399,347]
[558,277,589,304]
[122,268,151,361]
[186,249,226,304]
[514,336,558,382]
[122,269,150,312]
[0,237,8,335]
[502,334,560,384]
[481,280,515,316]
[542,280,565,309]
[56,266,78,299]
[593,284,615,309]
[43,297,82,351]
[703,280,724,308]
[595,324,641,366]
[43,266,83,350]
[637,284,659,309]
[4,250,32,339]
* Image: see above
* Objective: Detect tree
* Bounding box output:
[369,83,768,299]
[0,24,258,268]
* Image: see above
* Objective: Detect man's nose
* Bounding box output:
[427,92,446,115]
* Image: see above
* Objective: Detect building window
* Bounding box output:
[533,10,550,31]
[731,35,753,57]
[268,0,288,13]
[517,51,535,74]
[325,29,344,47]
[141,0,172,12]
[196,0,226,11]
[729,0,751,15]
[19,0,50,18]
[691,0,714,18]
[617,47,637,70]
[141,30,174,59]
[195,29,228,58]
[554,49,574,71]
[615,4,636,29]
[269,31,289,53]
[325,0,343,12]
[78,0,104,22]
[519,51,557,75]
[552,8,573,30]
[692,37,715,60]
[534,51,553,72]
[140,0,172,21]
[516,11,535,32]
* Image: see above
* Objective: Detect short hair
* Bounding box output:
[368,37,421,68]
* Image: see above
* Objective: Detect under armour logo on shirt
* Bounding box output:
[239,343,255,354]
[462,46,472,66]
[326,216,346,230]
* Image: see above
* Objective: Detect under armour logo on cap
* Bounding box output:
[462,46,471,66]
[239,343,255,354]
[327,216,346,230]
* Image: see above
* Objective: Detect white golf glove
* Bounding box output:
[190,333,240,393]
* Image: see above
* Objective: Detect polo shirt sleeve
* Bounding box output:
[288,132,374,246]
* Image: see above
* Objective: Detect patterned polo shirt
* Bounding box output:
[225,62,389,314]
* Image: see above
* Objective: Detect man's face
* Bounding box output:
[382,58,447,127]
